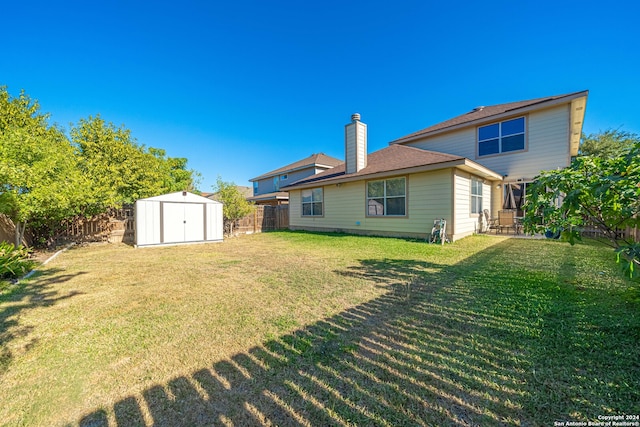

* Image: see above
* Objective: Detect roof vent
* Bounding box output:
[472,106,485,112]
[351,113,361,122]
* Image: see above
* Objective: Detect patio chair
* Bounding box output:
[483,209,499,233]
[498,210,517,234]
[429,218,447,244]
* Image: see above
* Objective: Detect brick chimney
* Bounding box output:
[345,113,367,174]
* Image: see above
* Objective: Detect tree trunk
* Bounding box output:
[14,220,26,247]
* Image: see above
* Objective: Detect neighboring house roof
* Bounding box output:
[283,144,502,190]
[207,186,253,202]
[236,186,254,198]
[390,90,588,150]
[250,153,343,182]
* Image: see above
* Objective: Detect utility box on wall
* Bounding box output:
[135,191,223,247]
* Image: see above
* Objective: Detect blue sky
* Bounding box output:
[3,0,639,191]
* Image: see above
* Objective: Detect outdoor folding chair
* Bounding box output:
[429,218,447,244]
[483,209,499,233]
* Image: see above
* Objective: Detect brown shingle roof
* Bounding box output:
[250,153,342,181]
[391,90,588,144]
[283,145,467,188]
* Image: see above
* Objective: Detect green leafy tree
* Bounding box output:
[0,88,202,247]
[72,116,200,208]
[72,115,167,207]
[579,128,637,158]
[213,177,253,236]
[148,148,201,193]
[523,139,640,278]
[0,87,89,246]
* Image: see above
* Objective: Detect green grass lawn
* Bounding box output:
[1,232,638,426]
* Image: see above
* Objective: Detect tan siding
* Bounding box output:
[290,170,460,239]
[356,121,366,171]
[407,128,476,158]
[345,125,356,174]
[289,183,365,230]
[454,172,470,238]
[452,171,488,239]
[483,180,492,216]
[326,182,366,228]
[345,121,366,174]
[519,105,571,176]
[403,104,571,181]
[491,185,502,219]
[289,191,302,220]
[478,105,570,180]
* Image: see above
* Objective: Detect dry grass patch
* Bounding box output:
[1,232,638,426]
[0,233,404,425]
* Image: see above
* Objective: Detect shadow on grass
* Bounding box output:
[76,239,638,426]
[0,269,86,377]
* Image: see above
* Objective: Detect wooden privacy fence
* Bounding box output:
[233,205,289,235]
[581,225,640,242]
[58,204,289,243]
[59,205,135,244]
[0,214,33,246]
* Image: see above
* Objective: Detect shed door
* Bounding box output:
[162,202,205,243]
[183,203,204,241]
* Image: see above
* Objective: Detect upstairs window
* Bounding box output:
[367,177,406,216]
[478,117,525,156]
[302,188,323,216]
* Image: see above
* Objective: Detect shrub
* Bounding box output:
[0,242,34,279]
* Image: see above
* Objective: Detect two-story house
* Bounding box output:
[283,91,588,241]
[249,153,342,205]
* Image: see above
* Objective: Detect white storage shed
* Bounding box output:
[135,191,223,247]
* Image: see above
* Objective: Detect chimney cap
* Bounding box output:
[351,113,361,122]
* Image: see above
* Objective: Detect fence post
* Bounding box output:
[277,206,282,229]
